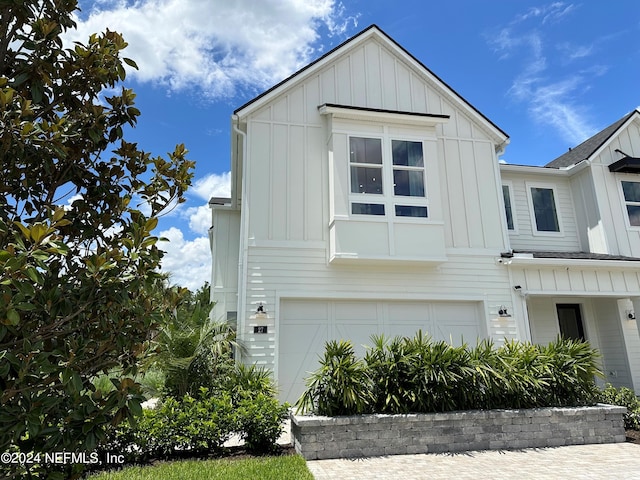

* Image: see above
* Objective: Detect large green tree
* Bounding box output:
[0,1,194,477]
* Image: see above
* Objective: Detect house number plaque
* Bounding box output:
[254,326,268,334]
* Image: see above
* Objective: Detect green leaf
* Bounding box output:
[5,309,20,326]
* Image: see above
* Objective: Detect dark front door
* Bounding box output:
[556,304,585,342]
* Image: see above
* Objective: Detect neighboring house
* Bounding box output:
[209,24,640,403]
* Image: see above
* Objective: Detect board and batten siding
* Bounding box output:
[501,171,581,252]
[245,36,507,251]
[210,208,240,323]
[588,118,640,257]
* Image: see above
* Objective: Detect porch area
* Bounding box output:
[526,295,640,391]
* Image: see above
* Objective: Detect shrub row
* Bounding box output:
[296,333,602,416]
[598,384,640,430]
[99,387,289,463]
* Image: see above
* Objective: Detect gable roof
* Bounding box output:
[545,110,638,168]
[234,24,508,143]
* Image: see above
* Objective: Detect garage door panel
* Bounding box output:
[279,299,483,404]
[278,322,328,403]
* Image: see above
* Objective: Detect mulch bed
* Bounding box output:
[626,429,640,445]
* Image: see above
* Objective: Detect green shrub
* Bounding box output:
[296,340,372,416]
[598,384,640,430]
[296,332,602,416]
[236,392,290,453]
[99,389,236,462]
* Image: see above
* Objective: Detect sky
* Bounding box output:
[67,0,640,290]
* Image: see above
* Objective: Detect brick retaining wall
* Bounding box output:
[291,404,626,460]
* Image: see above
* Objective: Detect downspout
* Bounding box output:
[232,114,249,362]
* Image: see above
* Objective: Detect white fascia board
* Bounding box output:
[506,256,640,269]
[318,104,450,126]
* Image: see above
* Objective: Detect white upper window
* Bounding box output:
[622,181,640,227]
[349,135,428,218]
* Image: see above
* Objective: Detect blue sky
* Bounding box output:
[68,0,640,290]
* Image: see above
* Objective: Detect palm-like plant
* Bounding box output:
[151,283,246,398]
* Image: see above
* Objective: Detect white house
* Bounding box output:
[209,24,640,403]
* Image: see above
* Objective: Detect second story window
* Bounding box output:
[502,185,514,230]
[349,136,427,218]
[530,186,560,233]
[622,181,640,227]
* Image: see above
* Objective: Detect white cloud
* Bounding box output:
[69,0,357,99]
[185,204,212,235]
[191,171,231,201]
[486,3,599,144]
[159,227,211,291]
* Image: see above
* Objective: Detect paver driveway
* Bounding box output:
[306,442,640,479]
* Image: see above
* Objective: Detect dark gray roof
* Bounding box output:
[503,250,640,262]
[545,110,637,168]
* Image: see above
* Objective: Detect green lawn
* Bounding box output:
[86,454,314,480]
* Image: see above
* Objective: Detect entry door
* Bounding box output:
[556,304,585,341]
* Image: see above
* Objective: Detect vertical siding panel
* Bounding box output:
[441,101,457,137]
[336,56,352,104]
[395,61,412,111]
[272,96,288,123]
[320,66,336,105]
[306,128,325,241]
[289,125,305,241]
[288,86,305,124]
[410,72,427,113]
[365,42,382,108]
[305,76,321,124]
[460,140,483,247]
[380,50,397,109]
[444,139,468,247]
[271,124,288,240]
[475,141,503,248]
[350,46,367,106]
[249,122,271,240]
[439,139,454,247]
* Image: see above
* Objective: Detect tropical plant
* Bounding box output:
[296,340,372,416]
[296,332,602,416]
[0,2,193,479]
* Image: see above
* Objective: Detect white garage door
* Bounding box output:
[278,299,483,404]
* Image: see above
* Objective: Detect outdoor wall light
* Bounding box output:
[255,302,267,319]
[498,306,511,317]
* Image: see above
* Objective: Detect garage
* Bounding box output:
[278,299,484,404]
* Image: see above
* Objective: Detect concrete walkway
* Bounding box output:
[306,442,640,479]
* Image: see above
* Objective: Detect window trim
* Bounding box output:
[526,182,563,236]
[347,130,429,219]
[619,178,640,230]
[501,182,517,233]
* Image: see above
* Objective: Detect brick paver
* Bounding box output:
[306,443,640,479]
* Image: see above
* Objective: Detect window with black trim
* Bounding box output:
[622,181,640,226]
[349,136,427,218]
[530,187,560,232]
[502,185,514,230]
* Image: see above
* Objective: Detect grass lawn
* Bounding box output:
[86,454,314,480]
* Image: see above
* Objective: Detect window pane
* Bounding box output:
[502,185,514,230]
[352,203,385,215]
[392,140,423,167]
[351,166,383,194]
[394,170,425,197]
[622,181,640,202]
[627,205,640,226]
[395,205,428,217]
[531,187,560,232]
[350,137,382,164]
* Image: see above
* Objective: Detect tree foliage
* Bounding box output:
[0,1,194,477]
